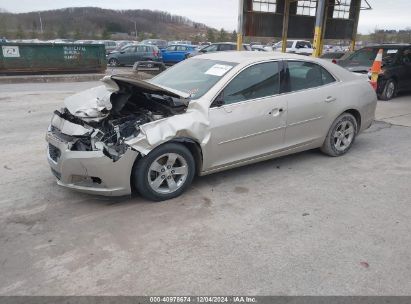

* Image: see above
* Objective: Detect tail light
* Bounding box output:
[153,49,159,57]
[332,59,337,64]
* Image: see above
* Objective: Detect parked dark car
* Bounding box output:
[140,39,168,50]
[161,44,198,64]
[107,44,162,67]
[338,44,411,100]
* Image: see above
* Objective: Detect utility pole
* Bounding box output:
[134,21,137,39]
[237,0,244,51]
[38,12,43,35]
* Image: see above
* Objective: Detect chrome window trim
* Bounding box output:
[209,58,342,111]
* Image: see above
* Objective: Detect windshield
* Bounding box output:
[347,48,399,66]
[149,59,237,99]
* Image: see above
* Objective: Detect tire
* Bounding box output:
[108,58,119,67]
[321,113,358,157]
[133,143,195,201]
[379,79,396,101]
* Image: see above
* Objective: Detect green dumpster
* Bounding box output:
[0,43,106,75]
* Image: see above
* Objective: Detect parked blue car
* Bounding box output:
[161,44,198,65]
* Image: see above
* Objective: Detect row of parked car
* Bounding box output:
[106,41,248,66]
[104,38,411,101]
[105,39,342,67]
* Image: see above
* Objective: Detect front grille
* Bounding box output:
[48,144,61,162]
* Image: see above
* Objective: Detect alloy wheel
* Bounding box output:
[333,120,355,152]
[386,81,395,100]
[147,153,188,194]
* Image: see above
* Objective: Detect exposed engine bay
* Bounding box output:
[50,76,188,161]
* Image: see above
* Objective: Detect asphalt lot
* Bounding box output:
[0,82,410,295]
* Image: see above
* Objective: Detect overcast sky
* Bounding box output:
[0,0,409,34]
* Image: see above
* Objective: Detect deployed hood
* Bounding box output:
[112,75,190,99]
[64,75,190,121]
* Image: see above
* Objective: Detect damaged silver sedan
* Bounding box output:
[46,52,377,201]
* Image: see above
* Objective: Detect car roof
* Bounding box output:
[360,44,410,49]
[197,50,315,63]
[210,42,249,46]
[287,39,311,42]
[131,44,156,48]
[196,51,358,82]
[169,44,195,47]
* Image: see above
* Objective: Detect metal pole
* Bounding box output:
[237,0,244,51]
[134,21,138,39]
[350,0,361,51]
[320,0,329,54]
[281,0,290,53]
[312,0,326,57]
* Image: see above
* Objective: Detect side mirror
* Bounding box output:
[120,51,125,54]
[212,93,225,108]
[200,49,207,53]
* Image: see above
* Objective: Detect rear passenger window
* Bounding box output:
[321,67,336,85]
[221,62,280,105]
[287,61,335,91]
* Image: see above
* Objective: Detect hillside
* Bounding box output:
[0,7,212,41]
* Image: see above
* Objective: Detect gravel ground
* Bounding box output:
[0,83,410,295]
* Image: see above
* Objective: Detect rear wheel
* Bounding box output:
[133,143,195,201]
[321,113,358,157]
[379,79,396,101]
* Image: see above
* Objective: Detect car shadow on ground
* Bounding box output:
[66,148,322,208]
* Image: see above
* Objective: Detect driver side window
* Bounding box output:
[216,61,280,106]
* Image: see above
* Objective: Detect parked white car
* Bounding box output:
[274,40,314,55]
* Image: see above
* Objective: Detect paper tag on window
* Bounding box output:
[387,49,398,54]
[205,64,233,76]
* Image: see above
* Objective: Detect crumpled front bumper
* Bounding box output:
[46,129,139,196]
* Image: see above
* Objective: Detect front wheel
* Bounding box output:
[133,143,195,201]
[108,58,119,67]
[379,79,396,101]
[321,113,358,157]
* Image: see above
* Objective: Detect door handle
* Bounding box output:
[269,108,285,116]
[324,96,337,103]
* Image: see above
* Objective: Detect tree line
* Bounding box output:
[0,7,212,41]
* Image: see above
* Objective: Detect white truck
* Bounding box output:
[273,40,314,55]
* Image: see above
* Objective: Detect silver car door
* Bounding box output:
[205,61,287,170]
[283,60,339,147]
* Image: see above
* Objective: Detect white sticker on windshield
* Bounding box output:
[387,49,398,54]
[205,64,233,76]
